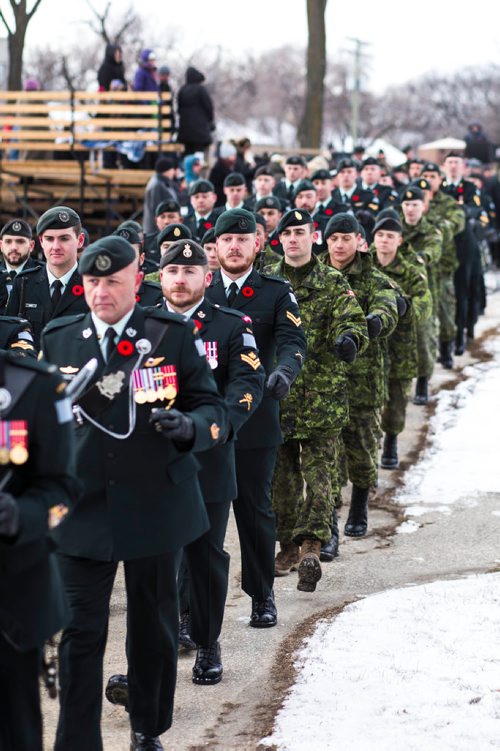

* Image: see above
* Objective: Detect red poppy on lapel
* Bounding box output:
[72,284,84,296]
[117,341,134,356]
[241,286,254,298]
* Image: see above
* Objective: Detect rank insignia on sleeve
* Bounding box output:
[11,340,35,350]
[210,423,220,440]
[286,311,302,327]
[473,195,481,206]
[240,352,262,370]
[239,393,253,411]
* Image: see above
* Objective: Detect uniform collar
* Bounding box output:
[46,262,78,289]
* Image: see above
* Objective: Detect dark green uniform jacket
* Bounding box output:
[41,305,227,562]
[0,315,36,356]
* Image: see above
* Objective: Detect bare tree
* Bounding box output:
[0,0,44,89]
[84,1,138,45]
[297,0,328,148]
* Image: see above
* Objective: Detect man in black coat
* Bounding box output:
[183,179,223,241]
[6,207,88,348]
[177,66,215,156]
[41,236,227,751]
[0,219,42,312]
[206,209,307,628]
[0,350,79,751]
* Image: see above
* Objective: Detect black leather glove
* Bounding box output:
[149,408,195,442]
[366,314,383,339]
[0,492,20,538]
[266,365,294,400]
[334,333,358,364]
[396,295,409,317]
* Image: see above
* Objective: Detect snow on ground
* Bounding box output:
[395,336,500,520]
[261,573,500,751]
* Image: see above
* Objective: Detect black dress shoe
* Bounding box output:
[105,673,129,708]
[249,591,277,628]
[130,730,164,750]
[192,641,223,685]
[179,610,197,651]
[320,508,339,561]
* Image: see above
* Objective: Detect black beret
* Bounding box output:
[81,227,90,247]
[1,218,32,239]
[255,196,282,211]
[157,223,192,248]
[114,226,142,245]
[311,168,331,181]
[293,179,316,197]
[223,172,245,187]
[189,179,215,196]
[413,178,431,192]
[378,207,401,222]
[254,213,267,229]
[201,227,216,245]
[255,165,274,178]
[421,162,441,173]
[361,157,379,168]
[37,206,80,235]
[373,216,403,234]
[277,208,313,234]
[159,239,207,269]
[324,212,360,239]
[79,236,136,276]
[401,186,424,202]
[155,198,181,216]
[337,158,358,172]
[155,156,176,173]
[214,208,256,237]
[286,155,307,167]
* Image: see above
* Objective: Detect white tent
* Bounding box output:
[362,138,406,167]
[418,137,466,151]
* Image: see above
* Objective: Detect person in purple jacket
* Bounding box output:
[133,49,158,92]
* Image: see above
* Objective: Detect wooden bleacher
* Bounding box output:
[0,90,182,235]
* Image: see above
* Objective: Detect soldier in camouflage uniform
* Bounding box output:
[324,213,399,540]
[372,214,433,467]
[269,209,368,592]
[420,164,466,369]
[400,185,443,404]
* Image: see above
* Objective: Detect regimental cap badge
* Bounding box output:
[294,211,302,220]
[174,227,181,237]
[238,217,248,230]
[95,253,112,271]
[58,210,70,223]
[119,229,130,240]
[183,243,193,258]
[406,191,412,199]
[12,221,21,232]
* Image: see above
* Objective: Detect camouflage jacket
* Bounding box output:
[269,255,368,437]
[426,191,465,275]
[373,252,432,381]
[331,252,399,408]
[401,216,443,309]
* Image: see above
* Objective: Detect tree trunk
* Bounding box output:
[297,0,328,149]
[8,29,26,90]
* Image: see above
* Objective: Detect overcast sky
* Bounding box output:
[9,0,500,91]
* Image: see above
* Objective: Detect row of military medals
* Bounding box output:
[132,365,178,406]
[0,419,29,465]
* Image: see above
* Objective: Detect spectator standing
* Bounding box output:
[177,66,215,156]
[142,157,179,234]
[133,49,158,92]
[97,44,126,91]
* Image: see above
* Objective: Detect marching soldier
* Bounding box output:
[113,226,163,306]
[270,209,368,589]
[41,236,227,751]
[0,349,78,751]
[358,156,400,210]
[6,207,88,348]
[143,198,183,262]
[145,224,193,283]
[206,208,307,626]
[183,179,223,241]
[332,158,380,219]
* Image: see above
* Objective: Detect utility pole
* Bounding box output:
[345,38,370,145]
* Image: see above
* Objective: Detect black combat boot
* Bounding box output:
[413,376,428,405]
[455,328,465,355]
[320,508,339,561]
[344,485,369,537]
[439,341,454,369]
[380,433,399,469]
[192,641,223,685]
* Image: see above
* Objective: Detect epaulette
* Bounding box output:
[43,313,87,334]
[260,273,290,284]
[212,303,247,320]
[144,307,187,326]
[142,280,162,290]
[16,265,41,278]
[0,315,30,325]
[5,349,57,374]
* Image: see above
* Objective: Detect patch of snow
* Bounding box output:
[395,519,421,534]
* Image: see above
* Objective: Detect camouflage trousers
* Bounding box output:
[341,405,380,489]
[273,433,340,546]
[416,314,438,378]
[438,274,457,343]
[381,378,412,435]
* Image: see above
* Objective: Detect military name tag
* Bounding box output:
[132,365,178,404]
[0,420,29,465]
[204,341,218,369]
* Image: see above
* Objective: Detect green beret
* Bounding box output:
[81,227,90,247]
[255,196,281,212]
[254,213,266,230]
[117,220,143,235]
[412,178,431,192]
[324,212,359,239]
[37,206,80,235]
[401,186,424,202]
[223,172,245,187]
[311,169,331,181]
[214,208,256,237]
[286,155,307,167]
[276,209,313,234]
[293,179,316,198]
[189,179,215,196]
[159,239,208,269]
[157,223,192,248]
[155,198,181,216]
[114,227,142,246]
[373,217,403,234]
[1,218,32,239]
[337,158,358,172]
[421,162,441,174]
[377,207,400,222]
[79,236,136,276]
[201,227,216,245]
[361,157,379,168]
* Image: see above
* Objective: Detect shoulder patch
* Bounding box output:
[5,350,57,375]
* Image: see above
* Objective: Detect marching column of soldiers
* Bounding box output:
[0,146,495,750]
